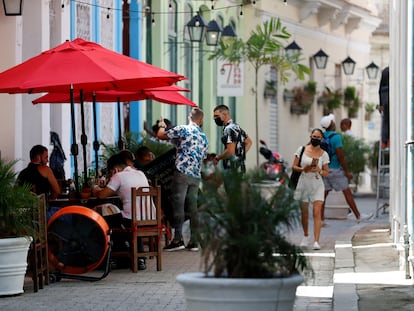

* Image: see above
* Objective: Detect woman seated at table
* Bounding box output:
[93,152,152,270]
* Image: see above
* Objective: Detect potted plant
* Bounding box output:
[289,80,317,115]
[177,169,310,311]
[264,80,277,98]
[365,102,376,121]
[0,158,39,296]
[341,135,371,192]
[317,87,343,114]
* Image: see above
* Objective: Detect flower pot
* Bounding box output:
[177,272,304,311]
[290,103,309,115]
[0,236,32,296]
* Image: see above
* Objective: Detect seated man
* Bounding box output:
[18,144,61,201]
[93,152,153,270]
[134,146,155,170]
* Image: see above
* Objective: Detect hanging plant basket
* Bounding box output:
[290,103,310,115]
[283,90,295,102]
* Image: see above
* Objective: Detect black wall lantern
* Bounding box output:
[366,62,380,80]
[313,49,329,70]
[285,41,302,59]
[2,0,23,16]
[221,24,237,39]
[342,56,356,75]
[205,20,222,46]
[186,13,207,43]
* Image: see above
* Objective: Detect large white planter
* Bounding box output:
[0,236,32,296]
[177,272,304,311]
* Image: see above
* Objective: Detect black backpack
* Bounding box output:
[320,133,337,160]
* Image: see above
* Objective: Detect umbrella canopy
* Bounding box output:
[32,85,197,106]
[0,38,185,93]
[0,38,186,194]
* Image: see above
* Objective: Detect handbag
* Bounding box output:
[289,146,305,189]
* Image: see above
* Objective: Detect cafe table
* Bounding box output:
[48,195,122,209]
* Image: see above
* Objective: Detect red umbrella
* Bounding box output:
[0,38,186,193]
[32,85,197,106]
[0,38,185,93]
[32,86,197,173]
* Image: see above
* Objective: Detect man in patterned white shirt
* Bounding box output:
[157,108,208,251]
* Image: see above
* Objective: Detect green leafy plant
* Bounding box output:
[197,168,310,278]
[0,159,39,238]
[100,131,174,168]
[288,80,317,115]
[342,135,371,191]
[318,87,343,113]
[209,17,310,166]
[364,102,376,121]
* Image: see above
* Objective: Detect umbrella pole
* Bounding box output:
[92,93,99,177]
[69,85,80,197]
[117,98,123,150]
[79,90,88,188]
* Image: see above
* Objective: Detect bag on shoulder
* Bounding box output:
[289,146,305,189]
[320,133,337,160]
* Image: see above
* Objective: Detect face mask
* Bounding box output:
[214,117,224,126]
[310,138,321,147]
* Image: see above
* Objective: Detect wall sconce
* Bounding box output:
[2,0,23,16]
[313,49,329,69]
[342,56,356,75]
[221,24,237,39]
[285,41,302,59]
[186,13,207,43]
[205,20,222,46]
[365,62,379,80]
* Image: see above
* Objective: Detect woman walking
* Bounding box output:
[292,128,330,250]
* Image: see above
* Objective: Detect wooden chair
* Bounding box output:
[27,194,49,292]
[111,185,162,273]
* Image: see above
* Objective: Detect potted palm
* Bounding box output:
[341,135,371,192]
[177,169,310,311]
[0,158,39,296]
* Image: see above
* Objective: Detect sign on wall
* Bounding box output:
[217,60,244,97]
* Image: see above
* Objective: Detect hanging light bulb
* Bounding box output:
[284,0,287,5]
[240,5,243,17]
[252,0,256,5]
[152,12,155,25]
[211,0,214,10]
[168,0,172,11]
[61,1,64,9]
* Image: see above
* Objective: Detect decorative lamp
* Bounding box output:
[186,13,207,43]
[285,41,302,59]
[342,56,356,75]
[2,0,23,16]
[205,20,222,46]
[366,62,380,80]
[313,49,329,69]
[221,24,237,38]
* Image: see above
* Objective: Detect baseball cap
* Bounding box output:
[320,113,335,129]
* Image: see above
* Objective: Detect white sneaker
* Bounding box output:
[313,241,321,250]
[357,213,373,223]
[300,236,310,248]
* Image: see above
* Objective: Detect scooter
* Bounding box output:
[259,140,287,184]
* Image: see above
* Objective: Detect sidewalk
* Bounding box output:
[0,193,410,311]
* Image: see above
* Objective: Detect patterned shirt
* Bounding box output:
[165,122,208,178]
[221,120,248,170]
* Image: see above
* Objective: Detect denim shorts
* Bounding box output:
[323,169,349,191]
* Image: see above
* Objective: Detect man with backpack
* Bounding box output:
[320,114,372,223]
